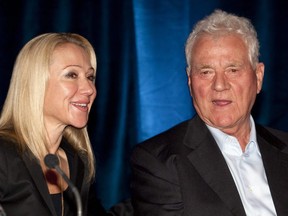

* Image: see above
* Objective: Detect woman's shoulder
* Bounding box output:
[0,136,22,181]
[0,136,19,156]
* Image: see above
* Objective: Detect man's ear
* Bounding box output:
[187,67,193,96]
[256,62,264,94]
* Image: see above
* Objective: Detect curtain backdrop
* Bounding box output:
[0,0,287,210]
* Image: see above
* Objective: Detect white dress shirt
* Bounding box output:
[207,116,277,216]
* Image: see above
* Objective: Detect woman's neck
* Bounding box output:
[45,124,65,153]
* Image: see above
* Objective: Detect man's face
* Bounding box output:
[188,34,264,134]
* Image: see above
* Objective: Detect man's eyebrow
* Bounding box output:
[193,64,213,70]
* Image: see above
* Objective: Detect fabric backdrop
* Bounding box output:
[0,0,288,210]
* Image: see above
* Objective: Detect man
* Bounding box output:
[130,10,288,216]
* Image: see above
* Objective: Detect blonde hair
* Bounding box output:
[0,33,97,180]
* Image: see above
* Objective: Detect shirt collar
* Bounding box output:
[206,115,259,156]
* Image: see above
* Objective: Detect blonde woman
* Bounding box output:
[0,33,107,216]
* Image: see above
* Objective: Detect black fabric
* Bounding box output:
[0,137,107,216]
[51,193,62,216]
[130,115,288,216]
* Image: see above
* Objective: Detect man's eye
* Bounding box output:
[201,71,210,75]
[199,70,214,77]
[226,68,240,76]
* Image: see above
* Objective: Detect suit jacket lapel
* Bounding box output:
[184,116,246,216]
[256,125,288,216]
[60,140,86,194]
[74,152,89,213]
[22,151,57,216]
[21,139,88,216]
[61,140,88,214]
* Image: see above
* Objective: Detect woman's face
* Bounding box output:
[44,43,96,130]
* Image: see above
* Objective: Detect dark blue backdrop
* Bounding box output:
[0,0,288,210]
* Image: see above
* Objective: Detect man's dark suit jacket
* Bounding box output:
[0,137,107,216]
[131,115,288,216]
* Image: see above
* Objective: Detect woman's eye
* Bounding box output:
[65,72,77,78]
[87,74,96,81]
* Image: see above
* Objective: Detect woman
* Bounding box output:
[0,33,107,215]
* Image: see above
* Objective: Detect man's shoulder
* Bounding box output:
[146,118,189,138]
[264,126,288,137]
[257,124,288,139]
[133,116,200,158]
[256,124,288,151]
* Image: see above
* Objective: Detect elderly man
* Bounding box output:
[131,10,288,216]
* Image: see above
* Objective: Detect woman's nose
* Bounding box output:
[79,78,96,96]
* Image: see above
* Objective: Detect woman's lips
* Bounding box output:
[71,102,89,111]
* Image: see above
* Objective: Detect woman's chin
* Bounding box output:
[70,121,88,129]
